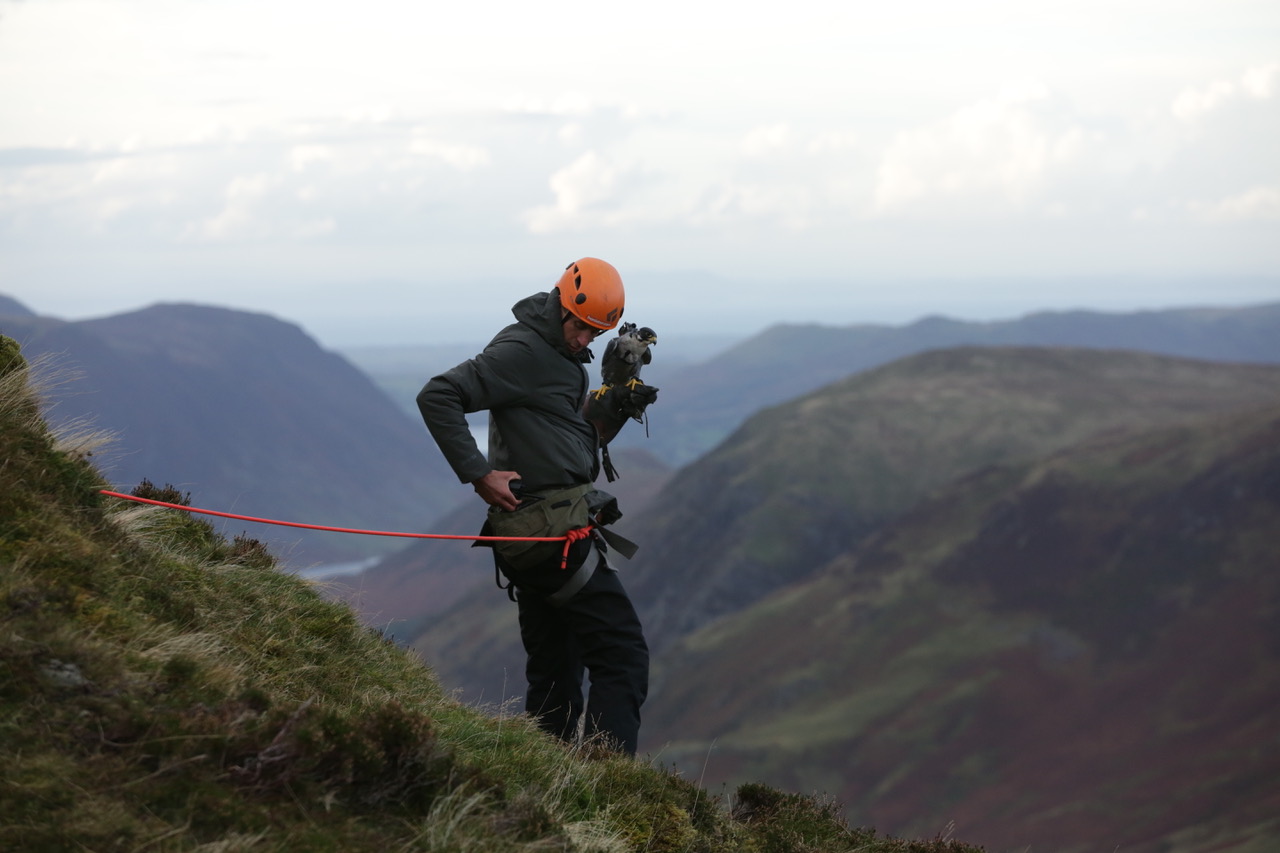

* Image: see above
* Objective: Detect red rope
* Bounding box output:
[559,524,594,569]
[98,489,591,561]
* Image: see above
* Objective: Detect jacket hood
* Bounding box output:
[511,289,594,363]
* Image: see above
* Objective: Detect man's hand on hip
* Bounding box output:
[473,469,523,512]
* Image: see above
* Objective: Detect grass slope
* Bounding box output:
[0,334,980,852]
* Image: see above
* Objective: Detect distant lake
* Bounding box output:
[291,556,379,581]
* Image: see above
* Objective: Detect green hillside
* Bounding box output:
[0,336,985,851]
[411,347,1280,701]
[407,346,1280,852]
[626,347,1280,647]
[646,401,1280,853]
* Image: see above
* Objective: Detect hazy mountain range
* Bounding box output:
[5,291,1279,852]
[603,301,1280,464]
[342,302,1280,469]
[0,299,461,566]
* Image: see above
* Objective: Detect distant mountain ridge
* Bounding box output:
[614,301,1280,464]
[0,294,36,318]
[0,300,461,565]
[324,301,1280,469]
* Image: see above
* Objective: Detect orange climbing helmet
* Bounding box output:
[556,257,625,330]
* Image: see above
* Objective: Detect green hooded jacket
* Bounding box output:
[417,289,600,491]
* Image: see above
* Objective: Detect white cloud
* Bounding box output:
[1172,62,1279,121]
[500,92,595,118]
[2,0,1278,319]
[558,123,585,145]
[289,145,334,172]
[522,151,635,234]
[1190,186,1280,222]
[1240,63,1279,99]
[807,131,859,155]
[741,124,793,159]
[185,173,280,242]
[689,181,816,230]
[872,81,1089,217]
[341,106,398,125]
[0,148,189,236]
[406,137,490,171]
[292,217,337,238]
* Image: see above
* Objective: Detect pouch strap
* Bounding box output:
[594,525,639,560]
[547,542,600,607]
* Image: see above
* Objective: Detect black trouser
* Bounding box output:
[512,547,649,756]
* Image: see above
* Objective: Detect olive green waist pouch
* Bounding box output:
[482,484,631,571]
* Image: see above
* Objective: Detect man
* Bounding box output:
[416,258,650,756]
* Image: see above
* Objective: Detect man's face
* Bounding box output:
[563,315,605,354]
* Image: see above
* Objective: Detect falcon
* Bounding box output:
[596,322,657,398]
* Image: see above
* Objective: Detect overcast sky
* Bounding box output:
[2,0,1278,347]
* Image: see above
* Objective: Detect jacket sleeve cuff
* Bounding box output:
[454,454,492,485]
